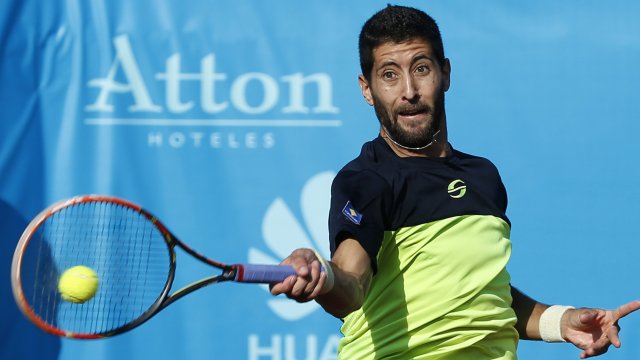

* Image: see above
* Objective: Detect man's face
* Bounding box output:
[359,38,451,148]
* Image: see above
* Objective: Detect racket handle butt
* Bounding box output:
[234,264,297,283]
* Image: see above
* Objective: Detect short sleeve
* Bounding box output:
[329,169,391,271]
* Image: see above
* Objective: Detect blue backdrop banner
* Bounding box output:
[1,1,639,359]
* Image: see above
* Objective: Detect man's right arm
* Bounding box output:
[270,238,373,319]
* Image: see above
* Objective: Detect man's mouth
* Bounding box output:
[399,110,423,116]
[397,107,428,119]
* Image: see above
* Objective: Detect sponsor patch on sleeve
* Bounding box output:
[342,201,363,225]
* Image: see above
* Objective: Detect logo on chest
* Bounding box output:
[447,179,467,199]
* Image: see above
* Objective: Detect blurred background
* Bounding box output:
[1,0,639,359]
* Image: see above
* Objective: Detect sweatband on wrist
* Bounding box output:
[539,305,575,342]
[313,250,334,294]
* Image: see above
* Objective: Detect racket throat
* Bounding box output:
[231,265,245,282]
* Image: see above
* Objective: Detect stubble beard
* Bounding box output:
[375,93,445,149]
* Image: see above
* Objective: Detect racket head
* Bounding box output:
[11,195,176,339]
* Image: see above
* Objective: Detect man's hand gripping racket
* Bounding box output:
[11,195,314,339]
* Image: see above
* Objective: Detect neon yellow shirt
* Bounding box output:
[338,215,517,359]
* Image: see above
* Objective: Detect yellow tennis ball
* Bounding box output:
[58,265,99,304]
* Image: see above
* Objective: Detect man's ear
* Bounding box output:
[358,74,374,106]
[442,58,451,92]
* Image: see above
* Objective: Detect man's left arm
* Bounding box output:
[511,287,640,358]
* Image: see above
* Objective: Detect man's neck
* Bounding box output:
[381,120,450,158]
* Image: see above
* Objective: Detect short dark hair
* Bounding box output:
[359,5,445,81]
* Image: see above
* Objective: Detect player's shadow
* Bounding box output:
[0,199,61,359]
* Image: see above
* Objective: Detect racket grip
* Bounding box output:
[235,264,296,283]
[235,264,324,283]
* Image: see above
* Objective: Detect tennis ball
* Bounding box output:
[58,265,99,304]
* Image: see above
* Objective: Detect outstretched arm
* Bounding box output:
[511,287,640,358]
[270,238,373,318]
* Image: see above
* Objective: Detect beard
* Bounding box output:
[374,92,445,149]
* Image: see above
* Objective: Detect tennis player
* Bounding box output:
[271,5,640,359]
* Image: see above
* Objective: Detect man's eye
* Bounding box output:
[383,71,396,79]
[416,65,429,73]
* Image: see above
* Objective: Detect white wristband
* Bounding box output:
[313,250,335,295]
[539,305,575,342]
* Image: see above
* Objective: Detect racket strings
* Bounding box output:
[21,201,171,335]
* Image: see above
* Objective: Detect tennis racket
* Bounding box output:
[11,195,303,339]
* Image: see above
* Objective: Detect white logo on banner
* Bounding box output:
[83,35,341,150]
[249,171,335,321]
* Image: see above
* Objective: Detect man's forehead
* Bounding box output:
[372,39,435,63]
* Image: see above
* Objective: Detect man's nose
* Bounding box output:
[401,75,420,102]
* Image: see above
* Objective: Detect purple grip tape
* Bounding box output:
[235,264,325,283]
[236,264,296,283]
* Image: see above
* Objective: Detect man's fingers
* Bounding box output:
[582,337,611,359]
[605,324,622,348]
[270,275,296,295]
[288,257,310,276]
[615,300,640,319]
[307,271,327,299]
[306,260,322,293]
[291,273,313,296]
